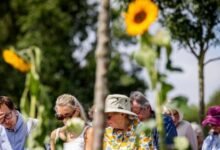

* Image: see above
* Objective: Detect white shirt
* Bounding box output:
[176,120,198,150]
[56,126,89,150]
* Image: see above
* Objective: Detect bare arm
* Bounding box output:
[50,129,56,150]
[85,127,94,150]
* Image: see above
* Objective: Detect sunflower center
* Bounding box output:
[134,10,147,24]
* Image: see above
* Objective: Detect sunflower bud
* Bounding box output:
[65,118,85,136]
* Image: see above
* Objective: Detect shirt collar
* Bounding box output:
[7,112,23,132]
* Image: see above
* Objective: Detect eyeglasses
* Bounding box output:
[55,111,75,120]
[132,107,146,115]
[0,111,13,124]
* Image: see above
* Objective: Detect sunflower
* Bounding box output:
[125,0,158,36]
[3,49,31,73]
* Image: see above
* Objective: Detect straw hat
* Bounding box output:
[105,94,137,116]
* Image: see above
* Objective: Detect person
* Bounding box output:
[50,94,93,150]
[103,94,156,149]
[201,105,220,150]
[0,96,38,150]
[130,91,177,148]
[163,104,198,150]
[191,122,204,150]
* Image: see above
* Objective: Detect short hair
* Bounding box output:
[0,96,15,110]
[130,91,150,106]
[55,94,87,122]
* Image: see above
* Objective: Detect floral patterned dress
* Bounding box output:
[103,119,156,150]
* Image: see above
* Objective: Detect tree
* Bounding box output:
[93,0,110,149]
[157,0,220,123]
[0,0,148,147]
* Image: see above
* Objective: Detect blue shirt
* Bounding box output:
[202,133,220,150]
[6,113,28,150]
[152,115,177,148]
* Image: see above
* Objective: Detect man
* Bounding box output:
[0,96,38,150]
[130,91,177,148]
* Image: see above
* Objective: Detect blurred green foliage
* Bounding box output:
[171,96,199,122]
[0,0,147,147]
[207,88,220,107]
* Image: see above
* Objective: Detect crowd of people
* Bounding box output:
[0,92,219,150]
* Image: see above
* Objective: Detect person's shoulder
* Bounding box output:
[86,126,93,133]
[85,126,93,138]
[50,128,59,139]
[180,120,191,126]
[163,115,174,125]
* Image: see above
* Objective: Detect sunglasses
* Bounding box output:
[55,110,76,120]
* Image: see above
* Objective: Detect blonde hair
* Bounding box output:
[163,105,183,122]
[55,94,87,122]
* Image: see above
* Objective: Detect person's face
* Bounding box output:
[0,104,17,129]
[131,101,151,121]
[55,105,79,125]
[210,124,220,134]
[106,112,127,130]
[164,110,179,126]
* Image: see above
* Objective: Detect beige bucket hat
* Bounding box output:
[105,94,137,116]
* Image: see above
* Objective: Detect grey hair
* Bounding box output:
[55,94,87,122]
[130,91,150,106]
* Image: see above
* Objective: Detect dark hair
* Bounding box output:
[0,96,15,110]
[130,91,150,106]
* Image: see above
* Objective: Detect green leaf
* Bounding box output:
[136,119,156,135]
[166,60,183,72]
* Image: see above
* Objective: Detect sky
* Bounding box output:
[167,46,220,106]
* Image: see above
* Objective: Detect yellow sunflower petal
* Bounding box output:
[3,49,31,73]
[125,0,159,36]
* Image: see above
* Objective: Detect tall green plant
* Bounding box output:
[121,0,181,149]
[134,30,173,150]
[2,46,50,149]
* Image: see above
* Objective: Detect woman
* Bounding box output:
[50,94,93,150]
[163,105,198,150]
[104,94,156,150]
[191,122,204,150]
[202,105,220,150]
